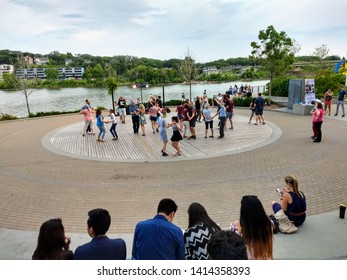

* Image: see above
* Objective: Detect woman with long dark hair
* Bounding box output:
[32,218,73,260]
[184,202,221,260]
[238,195,273,260]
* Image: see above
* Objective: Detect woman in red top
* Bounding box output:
[310,100,324,143]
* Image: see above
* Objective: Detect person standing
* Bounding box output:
[168,116,183,156]
[202,103,214,138]
[149,102,160,134]
[159,111,169,156]
[248,97,256,124]
[74,208,126,260]
[310,100,324,143]
[213,98,226,139]
[324,88,333,115]
[254,92,265,125]
[225,93,234,129]
[195,96,202,122]
[187,102,197,140]
[82,99,93,134]
[129,100,140,134]
[79,106,95,136]
[138,103,147,136]
[96,109,109,142]
[108,109,118,140]
[132,198,184,260]
[116,96,127,123]
[334,84,346,117]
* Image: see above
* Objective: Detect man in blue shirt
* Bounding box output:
[334,84,346,117]
[129,100,140,134]
[74,208,126,260]
[132,198,184,260]
[213,97,226,139]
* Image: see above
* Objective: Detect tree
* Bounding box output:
[45,68,59,80]
[312,44,330,70]
[105,76,118,111]
[250,25,298,103]
[3,72,38,117]
[178,49,199,101]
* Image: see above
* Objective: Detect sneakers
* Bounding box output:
[162,152,169,157]
[334,114,338,116]
[209,135,214,138]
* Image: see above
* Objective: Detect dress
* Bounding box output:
[170,123,183,141]
[139,112,147,125]
[132,214,184,260]
[74,236,126,260]
[184,222,219,260]
[159,118,168,142]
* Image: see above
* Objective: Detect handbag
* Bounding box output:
[274,209,298,234]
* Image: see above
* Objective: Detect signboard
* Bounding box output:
[305,78,315,104]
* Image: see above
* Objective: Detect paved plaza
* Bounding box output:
[0,105,346,259]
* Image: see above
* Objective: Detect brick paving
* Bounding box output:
[0,106,347,236]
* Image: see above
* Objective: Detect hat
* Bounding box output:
[315,99,322,103]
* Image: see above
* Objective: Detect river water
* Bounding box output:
[0,80,269,117]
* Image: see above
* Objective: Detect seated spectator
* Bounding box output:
[132,198,184,260]
[32,218,73,260]
[207,230,248,260]
[272,175,306,227]
[184,202,221,260]
[74,208,126,260]
[231,195,273,259]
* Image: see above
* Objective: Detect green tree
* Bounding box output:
[251,25,298,103]
[45,68,59,80]
[178,49,199,101]
[105,76,118,111]
[312,44,330,70]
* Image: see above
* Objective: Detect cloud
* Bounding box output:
[1,0,346,60]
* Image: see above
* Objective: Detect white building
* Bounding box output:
[0,64,14,80]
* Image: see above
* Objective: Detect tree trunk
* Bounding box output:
[25,94,31,117]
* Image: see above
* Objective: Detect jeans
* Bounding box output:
[110,123,118,138]
[219,116,226,137]
[97,125,106,139]
[336,100,345,115]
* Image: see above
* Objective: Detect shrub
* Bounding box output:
[0,113,18,121]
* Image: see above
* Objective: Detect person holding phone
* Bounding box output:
[272,175,306,227]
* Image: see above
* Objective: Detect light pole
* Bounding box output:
[132,83,148,104]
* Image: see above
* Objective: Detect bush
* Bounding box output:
[0,113,17,121]
[29,110,80,118]
[314,71,346,97]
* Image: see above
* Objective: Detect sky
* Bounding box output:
[1,0,347,63]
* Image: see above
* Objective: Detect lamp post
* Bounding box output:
[132,83,148,104]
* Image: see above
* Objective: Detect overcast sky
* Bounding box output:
[1,0,346,62]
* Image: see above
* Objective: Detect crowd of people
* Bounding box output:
[79,90,267,156]
[32,175,306,260]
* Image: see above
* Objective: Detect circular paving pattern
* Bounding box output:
[42,113,281,162]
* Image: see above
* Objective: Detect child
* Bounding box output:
[167,116,183,156]
[159,111,168,156]
[108,109,118,140]
[96,109,109,142]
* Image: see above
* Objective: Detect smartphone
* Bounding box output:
[276,188,284,195]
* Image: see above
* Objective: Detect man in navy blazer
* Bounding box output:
[74,208,126,260]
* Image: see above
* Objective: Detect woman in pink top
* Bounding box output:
[310,100,324,143]
[79,107,95,136]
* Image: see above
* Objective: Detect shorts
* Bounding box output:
[150,115,157,122]
[255,108,263,116]
[205,121,213,129]
[226,112,233,119]
[189,119,196,128]
[325,100,332,106]
[118,108,126,116]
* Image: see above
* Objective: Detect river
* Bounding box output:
[0,80,269,117]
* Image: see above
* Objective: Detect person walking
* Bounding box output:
[202,103,214,138]
[254,92,266,125]
[334,84,346,117]
[159,111,169,156]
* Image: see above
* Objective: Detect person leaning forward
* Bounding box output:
[132,198,185,260]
